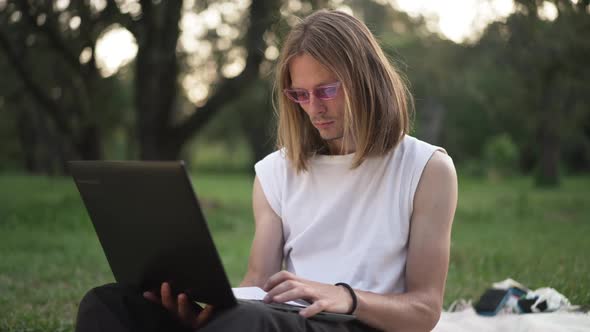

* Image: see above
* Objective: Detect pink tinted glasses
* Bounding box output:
[283,82,341,104]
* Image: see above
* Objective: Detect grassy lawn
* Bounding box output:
[1,172,589,331]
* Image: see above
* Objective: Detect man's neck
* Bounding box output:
[326,138,356,155]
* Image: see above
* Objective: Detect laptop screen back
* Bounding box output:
[69,160,237,308]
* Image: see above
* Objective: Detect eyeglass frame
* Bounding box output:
[283,82,342,104]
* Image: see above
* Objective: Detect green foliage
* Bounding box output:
[183,138,254,173]
[483,133,520,180]
[471,2,590,184]
[377,0,590,182]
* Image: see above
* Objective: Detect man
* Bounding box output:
[76,9,457,332]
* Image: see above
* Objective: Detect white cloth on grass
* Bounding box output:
[434,307,590,332]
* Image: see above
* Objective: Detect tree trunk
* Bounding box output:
[536,118,560,187]
[76,125,103,160]
[15,105,39,173]
[138,132,183,161]
[0,10,105,174]
[135,1,183,160]
[239,82,275,169]
[535,82,561,187]
[418,96,446,145]
[133,0,277,160]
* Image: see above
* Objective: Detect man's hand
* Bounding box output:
[143,282,214,329]
[262,271,353,318]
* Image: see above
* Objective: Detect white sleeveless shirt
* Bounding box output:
[254,135,444,294]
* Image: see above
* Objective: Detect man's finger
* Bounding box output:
[269,287,308,304]
[263,270,296,291]
[299,300,325,318]
[177,293,198,328]
[143,291,161,304]
[264,279,300,302]
[196,305,215,328]
[161,282,177,312]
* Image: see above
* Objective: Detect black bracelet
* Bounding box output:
[335,282,357,315]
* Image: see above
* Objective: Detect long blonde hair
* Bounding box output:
[275,9,412,172]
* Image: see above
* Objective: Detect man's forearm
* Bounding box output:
[354,289,442,332]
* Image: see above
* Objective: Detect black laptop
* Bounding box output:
[69,160,355,322]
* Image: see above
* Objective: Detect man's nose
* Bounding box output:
[307,94,326,115]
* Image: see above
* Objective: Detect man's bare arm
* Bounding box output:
[240,176,284,287]
[352,151,458,331]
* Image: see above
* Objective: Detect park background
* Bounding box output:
[1,0,589,331]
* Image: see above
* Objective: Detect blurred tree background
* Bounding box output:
[0,0,589,186]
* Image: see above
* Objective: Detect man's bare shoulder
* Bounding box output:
[423,150,456,185]
[413,150,457,215]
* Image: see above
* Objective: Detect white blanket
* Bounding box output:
[433,308,590,332]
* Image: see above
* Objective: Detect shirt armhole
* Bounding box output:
[408,147,447,215]
[254,153,283,218]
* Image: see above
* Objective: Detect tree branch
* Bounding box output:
[95,0,139,36]
[17,1,87,77]
[0,27,72,136]
[176,0,279,143]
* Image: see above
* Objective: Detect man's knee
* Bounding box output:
[78,284,114,312]
[76,283,128,332]
[78,283,130,314]
[76,283,161,332]
[77,283,192,332]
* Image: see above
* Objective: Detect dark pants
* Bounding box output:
[75,284,380,332]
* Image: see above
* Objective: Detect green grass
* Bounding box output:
[446,176,590,306]
[0,173,589,331]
